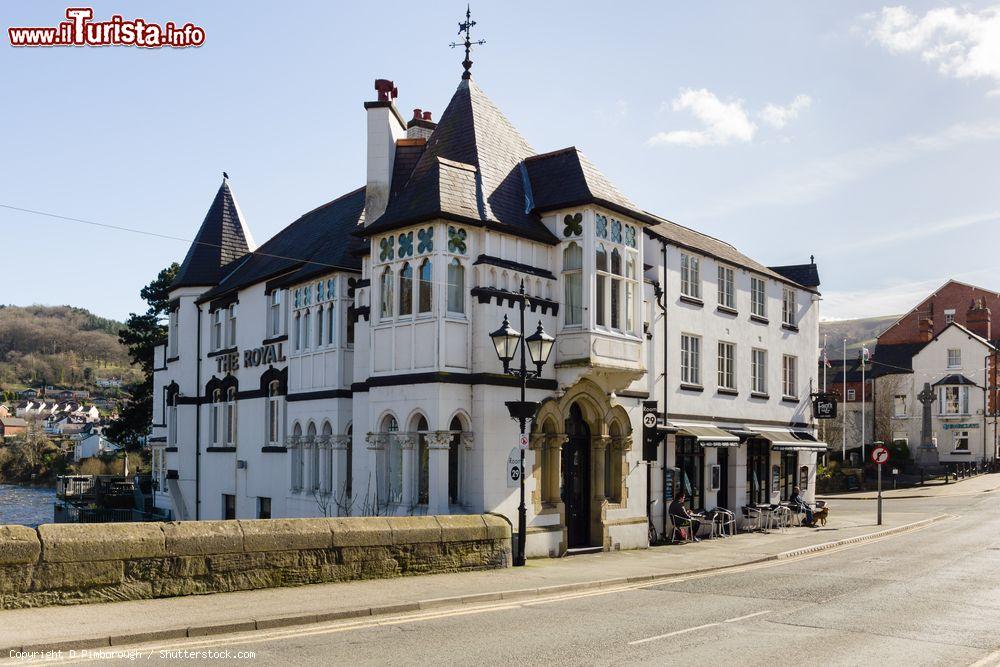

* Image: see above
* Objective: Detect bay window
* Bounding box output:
[380,267,394,320]
[595,244,607,327]
[563,242,582,326]
[447,259,465,314]
[939,385,969,415]
[418,259,433,313]
[399,262,413,316]
[610,248,622,330]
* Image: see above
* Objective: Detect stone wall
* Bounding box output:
[0,515,510,609]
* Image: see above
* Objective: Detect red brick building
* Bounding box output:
[878,280,998,345]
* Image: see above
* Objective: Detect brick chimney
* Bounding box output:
[967,297,991,340]
[918,315,934,342]
[363,79,407,225]
[406,108,436,140]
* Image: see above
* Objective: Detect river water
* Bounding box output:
[0,484,56,527]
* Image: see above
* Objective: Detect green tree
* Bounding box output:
[106,263,179,450]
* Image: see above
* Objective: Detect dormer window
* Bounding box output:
[939,385,969,415]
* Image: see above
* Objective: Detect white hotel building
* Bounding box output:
[150,63,824,556]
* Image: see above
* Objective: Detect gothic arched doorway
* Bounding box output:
[563,403,592,548]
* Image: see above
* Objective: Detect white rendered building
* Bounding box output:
[150,60,824,556]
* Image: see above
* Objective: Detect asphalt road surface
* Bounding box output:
[48,490,1000,666]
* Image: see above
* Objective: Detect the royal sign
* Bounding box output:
[215,342,287,374]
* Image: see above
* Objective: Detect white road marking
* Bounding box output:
[969,647,1000,667]
[628,610,772,646]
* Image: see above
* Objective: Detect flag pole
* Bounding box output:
[861,346,866,464]
[843,338,847,460]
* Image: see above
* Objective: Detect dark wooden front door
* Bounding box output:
[563,404,591,548]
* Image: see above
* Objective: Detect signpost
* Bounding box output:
[871,443,889,525]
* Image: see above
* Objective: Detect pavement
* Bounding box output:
[818,470,1000,500]
[7,477,994,660]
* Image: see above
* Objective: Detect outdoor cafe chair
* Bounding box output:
[708,508,736,538]
[669,513,697,544]
[740,505,761,533]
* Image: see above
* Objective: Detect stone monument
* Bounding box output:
[914,382,940,468]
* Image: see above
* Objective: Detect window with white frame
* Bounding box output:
[326,302,336,345]
[308,422,320,492]
[894,395,907,416]
[939,385,969,415]
[751,276,767,319]
[211,389,222,445]
[398,262,413,316]
[625,256,636,333]
[718,341,736,391]
[418,259,432,313]
[718,265,735,310]
[681,334,701,386]
[782,355,797,398]
[953,429,970,451]
[595,243,608,327]
[267,380,283,445]
[947,349,961,368]
[293,313,301,351]
[168,309,179,357]
[563,242,583,326]
[380,267,394,320]
[782,287,796,326]
[751,348,767,394]
[225,387,236,445]
[680,253,701,300]
[447,258,465,314]
[944,309,956,324]
[226,305,237,347]
[167,394,177,446]
[302,309,311,349]
[268,289,283,337]
[212,310,224,351]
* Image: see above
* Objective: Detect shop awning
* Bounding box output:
[675,424,740,447]
[757,429,828,452]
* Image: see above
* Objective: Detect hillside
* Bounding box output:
[0,305,140,394]
[819,315,900,359]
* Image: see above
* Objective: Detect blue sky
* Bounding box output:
[2,1,999,322]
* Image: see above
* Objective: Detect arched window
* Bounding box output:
[166,389,178,447]
[418,259,433,313]
[267,380,282,445]
[303,309,311,349]
[449,416,463,505]
[611,248,622,331]
[225,387,236,445]
[291,422,303,491]
[211,389,222,445]
[447,259,465,314]
[382,415,401,503]
[327,304,336,345]
[322,421,334,493]
[344,424,353,499]
[399,262,413,316]
[316,304,324,346]
[625,257,636,334]
[416,415,429,505]
[293,313,301,351]
[595,243,608,327]
[489,268,497,288]
[380,267,394,320]
[308,422,320,492]
[563,242,583,326]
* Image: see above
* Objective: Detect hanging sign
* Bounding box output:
[813,394,837,420]
[642,401,663,462]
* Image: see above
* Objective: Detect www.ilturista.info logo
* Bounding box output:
[8,8,205,48]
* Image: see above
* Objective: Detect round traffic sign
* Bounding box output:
[871,445,890,465]
[643,413,657,429]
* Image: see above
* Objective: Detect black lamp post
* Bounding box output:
[489,280,555,567]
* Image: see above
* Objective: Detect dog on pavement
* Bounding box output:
[811,506,829,527]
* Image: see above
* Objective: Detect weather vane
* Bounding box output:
[450,5,485,80]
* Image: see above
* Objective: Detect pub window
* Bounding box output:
[675,437,704,510]
[418,259,433,313]
[953,429,970,451]
[302,310,311,349]
[308,422,320,492]
[681,334,701,386]
[894,395,907,416]
[212,309,224,351]
[563,242,583,326]
[291,422,303,491]
[416,415,429,505]
[293,313,301,351]
[751,276,767,319]
[448,416,463,505]
[227,304,238,347]
[447,259,465,314]
[746,440,770,504]
[718,265,735,309]
[316,304,324,346]
[257,497,271,519]
[322,421,334,493]
[225,387,236,445]
[168,309,179,357]
[267,380,282,445]
[269,290,283,337]
[380,267,394,320]
[383,415,401,504]
[211,389,222,445]
[399,262,413,316]
[167,393,178,446]
[344,424,354,498]
[327,304,336,345]
[680,253,700,300]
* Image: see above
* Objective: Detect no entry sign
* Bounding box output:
[871,445,889,465]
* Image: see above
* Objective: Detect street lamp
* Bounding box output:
[490,280,555,567]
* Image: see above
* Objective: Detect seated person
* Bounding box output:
[788,486,814,525]
[668,492,702,542]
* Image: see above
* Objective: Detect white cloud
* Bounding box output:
[760,94,813,129]
[868,5,1000,86]
[694,117,1000,218]
[826,210,1000,253]
[648,89,756,147]
[823,268,1000,320]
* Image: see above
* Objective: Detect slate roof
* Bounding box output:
[197,187,366,303]
[869,342,929,376]
[390,141,426,200]
[172,177,256,289]
[769,262,821,288]
[0,417,27,428]
[523,147,644,221]
[932,374,978,387]
[361,79,559,245]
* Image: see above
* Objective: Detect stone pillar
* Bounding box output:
[543,434,567,505]
[287,435,302,492]
[332,435,350,503]
[592,435,610,501]
[365,433,387,507]
[397,434,416,508]
[427,431,452,515]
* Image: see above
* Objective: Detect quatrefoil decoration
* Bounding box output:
[448,226,467,254]
[595,214,608,238]
[417,227,434,253]
[379,236,394,262]
[610,219,622,244]
[398,231,414,257]
[624,225,636,248]
[563,213,583,237]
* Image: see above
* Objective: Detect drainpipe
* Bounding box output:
[195,304,202,520]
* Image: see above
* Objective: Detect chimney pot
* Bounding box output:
[374,79,398,102]
[412,108,423,120]
[422,111,433,121]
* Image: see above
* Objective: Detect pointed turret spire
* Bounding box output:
[171,174,256,289]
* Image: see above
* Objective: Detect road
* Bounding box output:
[33,489,1000,666]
